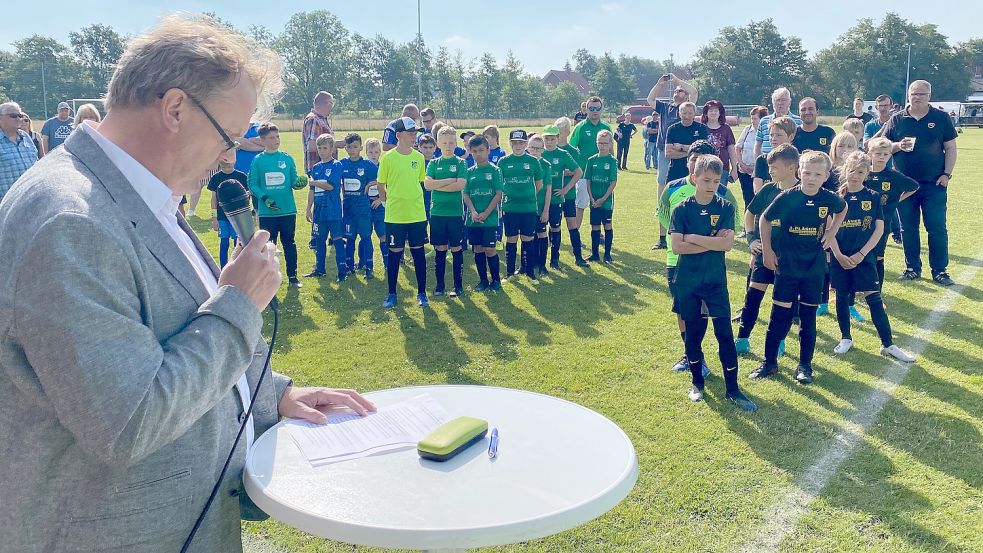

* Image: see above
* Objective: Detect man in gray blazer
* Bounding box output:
[0,14,374,552]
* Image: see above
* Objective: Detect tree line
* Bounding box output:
[0,11,979,121]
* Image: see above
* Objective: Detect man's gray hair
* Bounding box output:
[105,13,284,121]
[909,80,932,92]
[402,103,420,117]
[314,91,334,104]
[772,87,792,100]
[679,101,697,111]
[0,102,21,116]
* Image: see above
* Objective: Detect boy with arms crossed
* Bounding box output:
[463,136,505,291]
[865,137,919,286]
[751,151,847,384]
[542,124,583,269]
[670,155,757,412]
[340,132,378,279]
[304,134,346,281]
[585,130,618,263]
[499,129,545,281]
[425,126,469,296]
[364,138,386,274]
[207,159,247,268]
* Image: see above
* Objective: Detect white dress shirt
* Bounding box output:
[80,122,254,448]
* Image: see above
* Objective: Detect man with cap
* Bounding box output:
[378,116,431,308]
[498,129,545,280]
[41,102,74,153]
[382,104,421,152]
[647,73,698,249]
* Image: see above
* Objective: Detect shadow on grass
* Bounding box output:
[396,307,482,385]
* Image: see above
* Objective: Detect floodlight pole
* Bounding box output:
[905,44,912,97]
[41,59,48,118]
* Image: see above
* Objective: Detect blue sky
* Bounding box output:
[5,1,978,76]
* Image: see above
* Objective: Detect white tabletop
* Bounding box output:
[244,385,638,551]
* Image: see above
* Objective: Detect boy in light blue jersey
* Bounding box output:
[340,133,378,279]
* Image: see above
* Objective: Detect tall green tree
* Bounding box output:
[69,24,125,96]
[573,49,598,83]
[5,36,90,118]
[275,10,352,115]
[591,53,636,108]
[691,19,807,105]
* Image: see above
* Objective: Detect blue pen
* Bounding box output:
[488,428,499,459]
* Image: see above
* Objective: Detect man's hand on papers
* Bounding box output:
[278,386,377,424]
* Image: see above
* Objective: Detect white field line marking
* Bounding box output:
[736,252,983,553]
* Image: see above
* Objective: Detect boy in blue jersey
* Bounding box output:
[364,138,387,273]
[418,134,437,220]
[340,133,378,279]
[304,134,346,281]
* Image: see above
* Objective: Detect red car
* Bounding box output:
[621,104,741,126]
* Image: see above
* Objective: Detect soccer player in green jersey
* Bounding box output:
[543,124,583,269]
[585,130,618,263]
[425,126,469,297]
[499,129,545,280]
[464,136,505,291]
[525,134,553,276]
[555,116,588,266]
[569,96,613,233]
[377,117,430,308]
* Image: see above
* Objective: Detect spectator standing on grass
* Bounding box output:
[0,102,38,200]
[74,103,102,126]
[419,107,437,135]
[845,97,873,125]
[615,114,636,170]
[647,73,698,249]
[569,96,613,247]
[864,94,902,243]
[755,87,801,157]
[383,104,421,152]
[735,106,767,208]
[41,102,74,153]
[20,113,43,159]
[573,101,588,124]
[643,111,659,170]
[302,91,334,172]
[879,79,958,287]
[792,97,835,155]
[701,99,736,185]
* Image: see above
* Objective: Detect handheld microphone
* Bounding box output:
[217,179,278,311]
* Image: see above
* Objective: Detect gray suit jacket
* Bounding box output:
[0,129,291,552]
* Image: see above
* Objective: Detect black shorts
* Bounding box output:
[773,273,826,305]
[830,259,880,293]
[430,215,463,248]
[749,261,776,285]
[675,282,731,321]
[503,211,537,237]
[549,204,564,227]
[590,207,613,226]
[667,267,679,314]
[468,226,497,249]
[387,220,428,249]
[562,198,578,218]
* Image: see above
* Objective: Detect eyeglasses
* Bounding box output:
[157,91,240,152]
[5,113,25,120]
[587,106,602,112]
[422,118,434,124]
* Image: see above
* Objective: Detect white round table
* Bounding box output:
[244,385,638,551]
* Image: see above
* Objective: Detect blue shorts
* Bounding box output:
[217,219,238,240]
[313,219,345,241]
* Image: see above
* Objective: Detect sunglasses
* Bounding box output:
[157,91,240,152]
[5,113,25,119]
[587,106,602,112]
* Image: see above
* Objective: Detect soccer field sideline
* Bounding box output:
[190,128,983,552]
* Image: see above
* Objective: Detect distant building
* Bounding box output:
[542,70,591,96]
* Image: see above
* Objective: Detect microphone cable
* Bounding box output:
[180,298,279,553]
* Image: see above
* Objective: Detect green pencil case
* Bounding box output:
[417,416,488,462]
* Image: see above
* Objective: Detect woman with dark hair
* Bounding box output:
[701,99,736,185]
[735,106,768,208]
[19,114,43,159]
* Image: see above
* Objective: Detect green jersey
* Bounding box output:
[379,148,427,224]
[584,154,618,210]
[569,119,613,168]
[426,155,468,217]
[498,153,544,214]
[535,157,553,212]
[464,164,504,228]
[248,151,299,217]
[542,147,579,202]
[657,177,739,267]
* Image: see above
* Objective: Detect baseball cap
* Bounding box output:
[542,125,560,136]
[392,117,418,133]
[57,102,71,110]
[459,130,476,140]
[509,129,528,141]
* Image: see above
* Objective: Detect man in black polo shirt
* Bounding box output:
[665,102,709,182]
[846,98,873,125]
[792,97,835,154]
[879,80,958,286]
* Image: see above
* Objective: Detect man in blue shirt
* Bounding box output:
[0,102,38,200]
[234,121,263,174]
[863,94,894,144]
[382,104,421,152]
[40,102,74,153]
[755,87,802,156]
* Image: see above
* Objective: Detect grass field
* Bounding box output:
[187,128,983,552]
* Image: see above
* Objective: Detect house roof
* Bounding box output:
[543,70,591,95]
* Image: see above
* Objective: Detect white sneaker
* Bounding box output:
[881,345,915,362]
[688,386,704,402]
[833,339,853,354]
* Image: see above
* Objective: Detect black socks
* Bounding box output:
[410,247,426,293]
[738,287,766,339]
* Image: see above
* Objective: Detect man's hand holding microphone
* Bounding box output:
[218,229,281,311]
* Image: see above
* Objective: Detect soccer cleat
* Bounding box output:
[539,265,550,277]
[587,254,601,262]
[449,287,462,298]
[417,293,429,307]
[186,209,196,217]
[383,293,397,309]
[688,386,704,403]
[726,390,758,412]
[603,254,613,264]
[933,272,954,287]
[816,303,829,316]
[833,338,853,354]
[336,273,347,283]
[550,261,561,270]
[849,305,866,322]
[670,355,688,372]
[881,345,916,362]
[475,282,489,292]
[364,268,374,279]
[749,363,779,380]
[489,281,503,292]
[735,338,751,354]
[303,271,326,278]
[731,307,743,322]
[288,277,303,288]
[575,258,589,267]
[778,339,786,358]
[433,288,445,297]
[898,268,920,281]
[795,365,814,384]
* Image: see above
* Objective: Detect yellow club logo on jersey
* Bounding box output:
[818,206,829,218]
[882,181,891,191]
[819,137,828,146]
[861,200,872,211]
[710,215,720,226]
